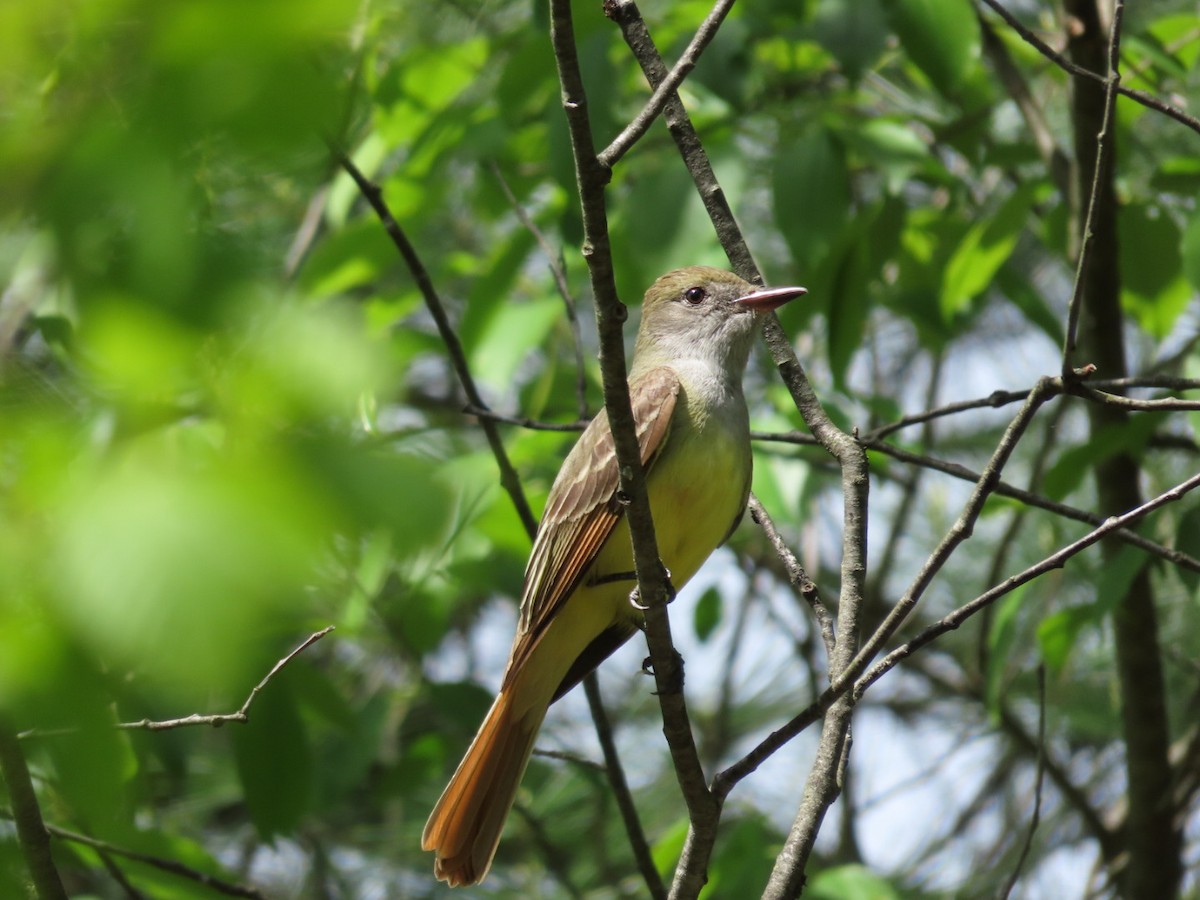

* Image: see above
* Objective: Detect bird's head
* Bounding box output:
[633,266,807,374]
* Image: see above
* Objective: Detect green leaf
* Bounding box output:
[848,118,935,194]
[941,184,1037,321]
[652,816,690,881]
[232,674,313,838]
[297,218,399,298]
[884,0,981,94]
[808,863,904,899]
[693,588,722,642]
[1175,506,1200,592]
[811,0,890,81]
[1037,546,1142,672]
[699,814,777,898]
[985,586,1028,715]
[467,295,561,393]
[1119,203,1188,339]
[1041,415,1158,501]
[828,237,871,387]
[1181,208,1200,293]
[773,127,851,276]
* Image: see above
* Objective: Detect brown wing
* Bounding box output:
[503,367,680,684]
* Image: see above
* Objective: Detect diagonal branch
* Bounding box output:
[19,628,336,738]
[0,717,68,900]
[43,822,265,899]
[487,159,591,420]
[333,149,539,537]
[597,0,737,168]
[976,0,1200,136]
[583,677,668,900]
[855,469,1200,695]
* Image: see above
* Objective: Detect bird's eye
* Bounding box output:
[683,286,707,305]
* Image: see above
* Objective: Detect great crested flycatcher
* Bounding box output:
[422,266,806,886]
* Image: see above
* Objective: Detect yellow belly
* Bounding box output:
[593,421,750,613]
[505,412,750,719]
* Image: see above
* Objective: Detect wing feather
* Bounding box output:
[504,367,679,683]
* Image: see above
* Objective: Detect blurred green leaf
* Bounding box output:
[884,0,981,95]
[1038,546,1142,672]
[1177,506,1200,593]
[774,127,851,276]
[1119,204,1189,339]
[811,0,889,81]
[1180,207,1200,293]
[941,184,1037,321]
[1041,415,1158,502]
[985,585,1029,715]
[232,673,313,838]
[808,863,904,899]
[693,588,722,642]
[699,814,777,899]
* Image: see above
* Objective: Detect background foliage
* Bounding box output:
[2,0,1199,897]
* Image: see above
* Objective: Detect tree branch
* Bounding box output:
[748,495,835,659]
[43,822,266,899]
[0,717,68,900]
[1000,666,1047,900]
[854,469,1200,695]
[583,676,668,900]
[597,0,737,168]
[332,148,539,537]
[607,3,869,892]
[550,6,717,898]
[976,0,1200,136]
[487,159,591,420]
[18,628,334,738]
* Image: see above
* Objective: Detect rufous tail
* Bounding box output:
[421,690,542,886]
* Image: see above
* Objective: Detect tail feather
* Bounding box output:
[422,690,543,887]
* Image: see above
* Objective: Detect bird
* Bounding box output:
[422,266,806,885]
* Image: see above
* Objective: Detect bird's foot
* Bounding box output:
[628,568,674,611]
[641,648,685,695]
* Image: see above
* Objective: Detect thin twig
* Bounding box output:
[17,627,334,739]
[977,12,1071,196]
[1062,0,1125,370]
[530,747,607,773]
[118,626,334,731]
[866,375,1200,441]
[753,429,1200,575]
[597,0,738,168]
[976,0,1200,136]
[332,148,539,537]
[488,159,591,419]
[584,676,668,900]
[1000,666,1048,900]
[44,823,266,899]
[748,495,835,658]
[462,404,590,432]
[1068,385,1200,411]
[855,469,1200,695]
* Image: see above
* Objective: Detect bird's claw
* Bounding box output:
[628,567,674,611]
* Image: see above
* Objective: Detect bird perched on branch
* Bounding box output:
[422,266,806,885]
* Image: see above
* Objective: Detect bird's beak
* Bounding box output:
[735,284,808,312]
